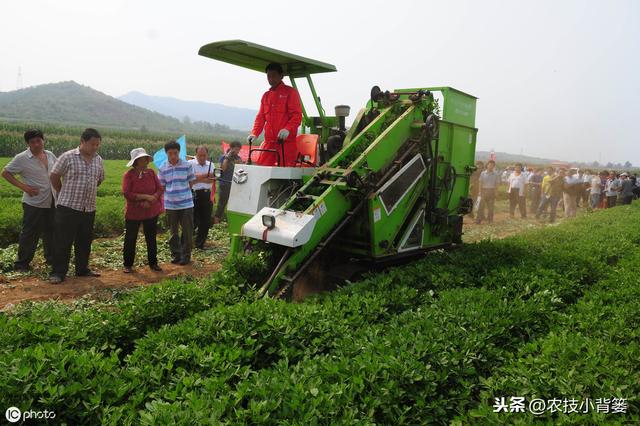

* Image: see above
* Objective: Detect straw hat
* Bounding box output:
[127,148,152,167]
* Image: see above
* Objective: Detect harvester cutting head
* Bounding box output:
[199,40,478,299]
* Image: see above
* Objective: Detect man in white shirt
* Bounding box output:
[580,170,592,208]
[563,168,580,217]
[507,163,527,218]
[1,129,57,271]
[605,171,620,208]
[590,171,605,210]
[501,169,510,184]
[475,160,500,224]
[189,146,215,249]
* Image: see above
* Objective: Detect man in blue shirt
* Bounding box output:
[158,140,196,265]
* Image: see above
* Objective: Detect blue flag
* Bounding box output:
[153,135,187,169]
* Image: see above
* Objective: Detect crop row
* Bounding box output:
[0,252,270,355]
[121,205,640,424]
[457,250,640,424]
[0,205,638,423]
[112,206,639,424]
[0,267,558,423]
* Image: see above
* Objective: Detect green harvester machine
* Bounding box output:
[199,40,478,299]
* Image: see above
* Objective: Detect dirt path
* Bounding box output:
[0,260,221,308]
[461,198,578,243]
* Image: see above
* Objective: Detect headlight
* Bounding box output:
[262,214,276,229]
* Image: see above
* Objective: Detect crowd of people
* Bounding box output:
[470,160,638,225]
[1,61,303,284]
[1,128,242,283]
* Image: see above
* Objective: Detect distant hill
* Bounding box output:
[475,150,560,165]
[119,91,257,131]
[475,150,635,170]
[0,81,244,136]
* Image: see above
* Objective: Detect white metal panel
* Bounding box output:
[242,207,317,247]
[226,165,315,216]
[397,207,425,253]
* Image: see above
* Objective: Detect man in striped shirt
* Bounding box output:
[158,140,196,265]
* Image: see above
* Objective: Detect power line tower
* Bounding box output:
[16,66,23,90]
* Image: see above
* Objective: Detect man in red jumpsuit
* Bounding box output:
[248,63,302,167]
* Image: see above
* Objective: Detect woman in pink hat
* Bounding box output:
[122,148,164,273]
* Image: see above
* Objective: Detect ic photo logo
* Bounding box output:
[5,406,56,422]
[5,407,21,423]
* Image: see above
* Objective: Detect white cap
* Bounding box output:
[127,147,152,167]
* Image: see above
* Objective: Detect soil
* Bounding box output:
[0,261,220,309]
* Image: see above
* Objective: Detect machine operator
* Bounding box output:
[247,62,302,167]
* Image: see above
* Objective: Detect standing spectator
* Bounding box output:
[618,172,634,205]
[1,129,57,272]
[562,168,580,218]
[580,170,592,208]
[507,163,527,218]
[523,166,534,184]
[189,146,215,249]
[543,168,565,223]
[528,168,543,215]
[501,167,511,184]
[576,170,584,208]
[475,160,500,224]
[600,171,609,208]
[536,166,555,219]
[48,128,104,284]
[122,148,164,273]
[158,140,196,265]
[468,160,484,219]
[214,141,242,224]
[632,173,640,199]
[590,171,606,210]
[605,171,620,208]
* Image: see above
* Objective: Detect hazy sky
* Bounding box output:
[1,0,638,165]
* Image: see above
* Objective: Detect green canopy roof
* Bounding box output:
[198,40,337,77]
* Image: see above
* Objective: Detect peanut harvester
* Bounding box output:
[198,40,477,299]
